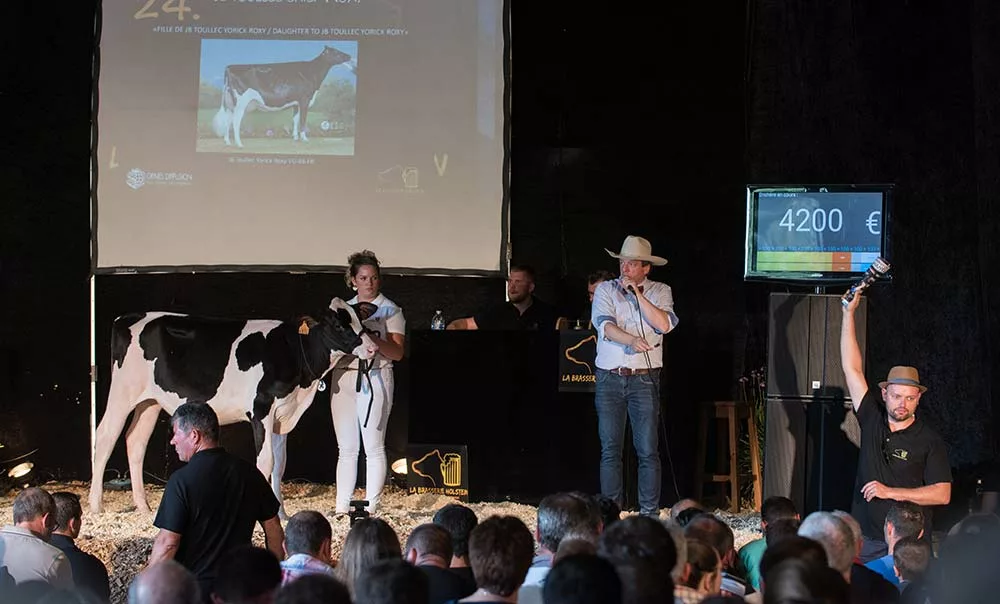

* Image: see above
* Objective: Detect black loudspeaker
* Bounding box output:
[764,397,861,514]
[764,293,866,514]
[767,293,867,400]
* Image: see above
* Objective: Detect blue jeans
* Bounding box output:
[595,368,661,515]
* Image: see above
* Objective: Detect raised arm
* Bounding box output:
[840,291,869,411]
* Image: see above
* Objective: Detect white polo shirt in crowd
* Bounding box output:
[591,278,679,370]
[0,524,74,588]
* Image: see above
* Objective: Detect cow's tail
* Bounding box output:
[212,69,236,137]
[111,313,146,370]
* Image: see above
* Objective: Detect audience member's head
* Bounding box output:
[432,504,478,565]
[759,535,829,591]
[671,499,705,524]
[26,587,103,604]
[51,492,83,539]
[543,554,622,604]
[284,510,333,561]
[552,538,597,565]
[830,510,862,560]
[336,517,402,596]
[764,518,801,548]
[678,538,722,595]
[597,515,676,604]
[763,559,850,604]
[273,574,351,604]
[593,495,622,530]
[536,492,603,554]
[885,501,925,550]
[798,512,855,578]
[892,535,931,584]
[353,558,429,604]
[467,515,534,598]
[760,496,799,528]
[587,271,616,303]
[128,560,201,604]
[211,546,282,604]
[933,514,1000,604]
[663,520,688,582]
[403,523,453,566]
[684,513,736,568]
[12,487,57,540]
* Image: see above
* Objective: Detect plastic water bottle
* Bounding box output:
[430,310,446,330]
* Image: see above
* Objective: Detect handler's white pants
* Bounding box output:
[330,366,393,513]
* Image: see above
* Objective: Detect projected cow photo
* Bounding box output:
[197,40,358,156]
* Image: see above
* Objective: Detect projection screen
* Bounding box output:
[93,0,509,273]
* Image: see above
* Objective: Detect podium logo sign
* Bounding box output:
[407,444,469,501]
[559,330,597,392]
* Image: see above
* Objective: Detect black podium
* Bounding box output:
[407,330,602,504]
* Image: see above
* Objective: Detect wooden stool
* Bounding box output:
[694,401,763,512]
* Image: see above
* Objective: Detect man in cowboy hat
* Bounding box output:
[590,235,679,517]
[840,292,951,563]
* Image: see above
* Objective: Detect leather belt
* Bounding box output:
[607,367,656,376]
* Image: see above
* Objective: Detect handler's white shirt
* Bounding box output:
[347,293,405,369]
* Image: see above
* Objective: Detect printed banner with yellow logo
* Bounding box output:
[406,444,470,501]
[559,329,597,392]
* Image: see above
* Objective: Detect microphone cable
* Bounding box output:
[630,286,682,502]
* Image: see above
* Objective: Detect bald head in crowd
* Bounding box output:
[128,560,201,604]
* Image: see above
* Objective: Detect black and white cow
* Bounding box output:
[88,298,376,515]
[211,46,352,148]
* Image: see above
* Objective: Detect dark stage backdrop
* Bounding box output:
[3,1,998,508]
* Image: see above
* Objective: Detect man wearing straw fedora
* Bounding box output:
[841,292,951,563]
[590,236,679,516]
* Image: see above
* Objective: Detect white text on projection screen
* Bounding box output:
[96,0,506,272]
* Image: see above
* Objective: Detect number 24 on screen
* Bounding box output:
[134,0,193,21]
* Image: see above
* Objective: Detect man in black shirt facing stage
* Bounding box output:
[840,291,951,563]
[148,402,284,601]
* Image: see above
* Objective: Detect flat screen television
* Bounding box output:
[744,184,893,283]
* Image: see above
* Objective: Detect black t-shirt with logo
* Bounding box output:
[851,388,952,540]
[153,447,279,594]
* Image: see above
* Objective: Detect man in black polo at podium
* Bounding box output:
[447,264,556,330]
[591,236,678,517]
[840,291,951,563]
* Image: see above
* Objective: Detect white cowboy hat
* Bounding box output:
[605,236,668,266]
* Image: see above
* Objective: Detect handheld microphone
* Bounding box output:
[841,257,891,306]
[627,284,636,295]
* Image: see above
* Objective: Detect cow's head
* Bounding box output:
[319,297,377,359]
[319,46,352,67]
